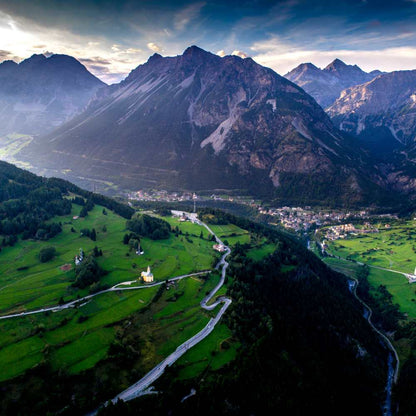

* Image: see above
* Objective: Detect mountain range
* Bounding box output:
[284,59,382,108]
[0,47,415,206]
[327,70,416,150]
[14,46,392,206]
[0,53,105,137]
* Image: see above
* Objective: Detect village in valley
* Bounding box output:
[126,189,401,234]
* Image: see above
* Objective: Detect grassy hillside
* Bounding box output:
[0,187,272,412]
[0,205,216,314]
[324,220,416,274]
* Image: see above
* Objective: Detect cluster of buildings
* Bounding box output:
[258,206,376,232]
[171,210,198,223]
[213,243,227,252]
[128,189,262,208]
[322,222,379,241]
[128,190,197,202]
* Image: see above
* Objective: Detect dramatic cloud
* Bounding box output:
[231,50,249,58]
[0,0,415,83]
[147,42,162,53]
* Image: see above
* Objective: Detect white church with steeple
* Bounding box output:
[141,266,154,283]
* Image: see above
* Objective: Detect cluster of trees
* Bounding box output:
[47,176,134,219]
[199,212,229,225]
[72,255,107,289]
[126,214,170,240]
[123,232,142,251]
[79,199,95,217]
[92,246,103,257]
[38,247,56,263]
[80,228,97,241]
[0,161,134,248]
[0,184,70,242]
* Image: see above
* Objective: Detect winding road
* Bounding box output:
[107,216,232,405]
[0,214,233,413]
[0,271,211,321]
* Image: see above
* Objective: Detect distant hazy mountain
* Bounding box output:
[0,54,105,137]
[327,70,416,147]
[285,59,381,108]
[18,46,390,206]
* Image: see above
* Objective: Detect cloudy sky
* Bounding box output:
[0,0,416,84]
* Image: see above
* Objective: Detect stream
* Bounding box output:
[383,353,394,416]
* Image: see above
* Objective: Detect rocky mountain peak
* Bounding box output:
[301,62,319,70]
[16,45,386,206]
[0,60,18,76]
[0,52,105,137]
[285,62,322,80]
[0,60,18,68]
[286,58,381,107]
[181,45,218,65]
[328,69,416,146]
[47,54,84,67]
[148,53,163,63]
[324,58,348,72]
[183,45,208,56]
[20,54,47,67]
[323,59,367,79]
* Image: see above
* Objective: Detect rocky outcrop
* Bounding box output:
[327,70,416,146]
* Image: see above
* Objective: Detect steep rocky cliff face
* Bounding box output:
[0,54,105,136]
[285,59,380,108]
[326,70,416,195]
[327,70,416,146]
[18,47,389,205]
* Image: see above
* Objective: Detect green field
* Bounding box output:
[208,223,251,245]
[324,221,416,274]
[175,323,239,380]
[322,220,416,336]
[324,256,416,318]
[0,274,214,381]
[0,208,256,384]
[246,243,276,261]
[324,256,416,363]
[0,207,274,386]
[0,206,215,314]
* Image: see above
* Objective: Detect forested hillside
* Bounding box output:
[99,209,389,416]
[0,165,389,415]
[0,161,133,247]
